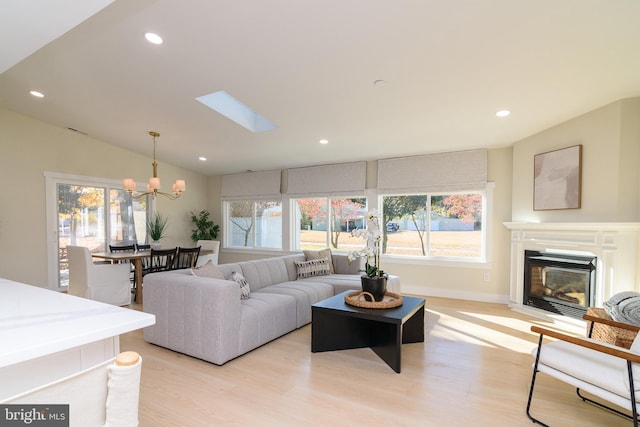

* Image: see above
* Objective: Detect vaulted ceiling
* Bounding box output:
[2,0,639,175]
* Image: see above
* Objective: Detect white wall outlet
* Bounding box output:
[482,272,490,282]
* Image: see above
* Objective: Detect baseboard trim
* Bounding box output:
[401,283,509,304]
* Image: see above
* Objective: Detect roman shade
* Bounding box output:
[286,161,366,197]
[377,149,487,194]
[221,170,282,200]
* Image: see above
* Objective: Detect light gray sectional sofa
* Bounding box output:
[142,253,400,365]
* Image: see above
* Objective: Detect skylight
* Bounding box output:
[195,91,277,133]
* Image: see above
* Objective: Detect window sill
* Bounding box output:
[381,254,490,269]
[222,247,296,257]
[221,248,490,269]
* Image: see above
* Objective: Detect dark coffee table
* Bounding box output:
[311,291,425,373]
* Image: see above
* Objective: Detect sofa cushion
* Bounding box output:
[295,258,331,279]
[257,281,334,327]
[332,253,363,275]
[217,263,244,279]
[239,257,290,291]
[228,271,251,300]
[238,292,297,354]
[536,339,640,398]
[283,254,306,281]
[304,248,335,274]
[302,274,362,294]
[302,273,401,294]
[191,260,225,279]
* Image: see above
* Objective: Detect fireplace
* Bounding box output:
[504,222,640,323]
[523,250,596,319]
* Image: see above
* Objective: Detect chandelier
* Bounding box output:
[123,131,186,200]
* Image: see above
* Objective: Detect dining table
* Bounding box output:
[91,249,212,304]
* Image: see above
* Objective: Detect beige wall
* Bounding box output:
[0,109,211,288]
[511,98,640,222]
[206,175,223,233]
[619,98,640,218]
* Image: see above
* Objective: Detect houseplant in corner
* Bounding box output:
[147,212,168,249]
[190,210,219,242]
[348,209,388,301]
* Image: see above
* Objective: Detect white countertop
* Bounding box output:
[0,278,155,368]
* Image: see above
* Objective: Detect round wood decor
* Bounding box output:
[344,291,403,309]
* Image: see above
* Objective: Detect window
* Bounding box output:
[109,188,148,245]
[293,197,367,252]
[47,173,150,288]
[381,192,484,259]
[225,200,282,248]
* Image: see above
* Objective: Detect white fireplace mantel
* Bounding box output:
[504,222,640,319]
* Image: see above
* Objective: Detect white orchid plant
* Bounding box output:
[348,209,386,278]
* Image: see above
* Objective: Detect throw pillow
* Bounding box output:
[229,271,251,300]
[295,258,331,279]
[304,248,334,274]
[191,260,225,279]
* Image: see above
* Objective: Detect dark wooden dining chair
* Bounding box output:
[135,244,152,281]
[148,248,177,274]
[173,246,201,270]
[109,244,136,253]
[108,244,136,276]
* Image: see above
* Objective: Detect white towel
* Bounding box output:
[104,354,142,427]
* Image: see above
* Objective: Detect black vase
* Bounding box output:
[361,276,387,302]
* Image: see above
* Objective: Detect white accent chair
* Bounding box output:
[527,313,640,426]
[67,245,131,306]
[195,239,220,266]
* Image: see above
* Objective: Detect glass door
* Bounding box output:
[54,183,149,287]
[109,188,147,246]
[57,184,106,287]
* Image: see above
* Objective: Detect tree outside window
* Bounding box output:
[382,193,483,258]
[227,200,282,248]
[294,197,366,251]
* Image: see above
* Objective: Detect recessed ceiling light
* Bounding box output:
[145,32,163,45]
[373,80,386,87]
[319,139,329,145]
[30,90,44,98]
[496,110,511,117]
[198,156,207,161]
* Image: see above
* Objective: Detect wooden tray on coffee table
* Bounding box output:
[344,291,403,309]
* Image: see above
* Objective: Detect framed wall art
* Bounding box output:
[533,145,582,210]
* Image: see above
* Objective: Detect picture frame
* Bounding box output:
[533,145,582,211]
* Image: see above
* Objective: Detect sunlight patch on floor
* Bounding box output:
[430,310,541,353]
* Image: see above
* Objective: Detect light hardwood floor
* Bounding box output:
[121,297,631,426]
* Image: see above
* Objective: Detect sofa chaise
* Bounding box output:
[142,252,400,365]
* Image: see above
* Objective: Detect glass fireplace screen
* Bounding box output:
[524,250,596,319]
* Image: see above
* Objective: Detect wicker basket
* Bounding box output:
[586,307,637,349]
[344,291,403,309]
